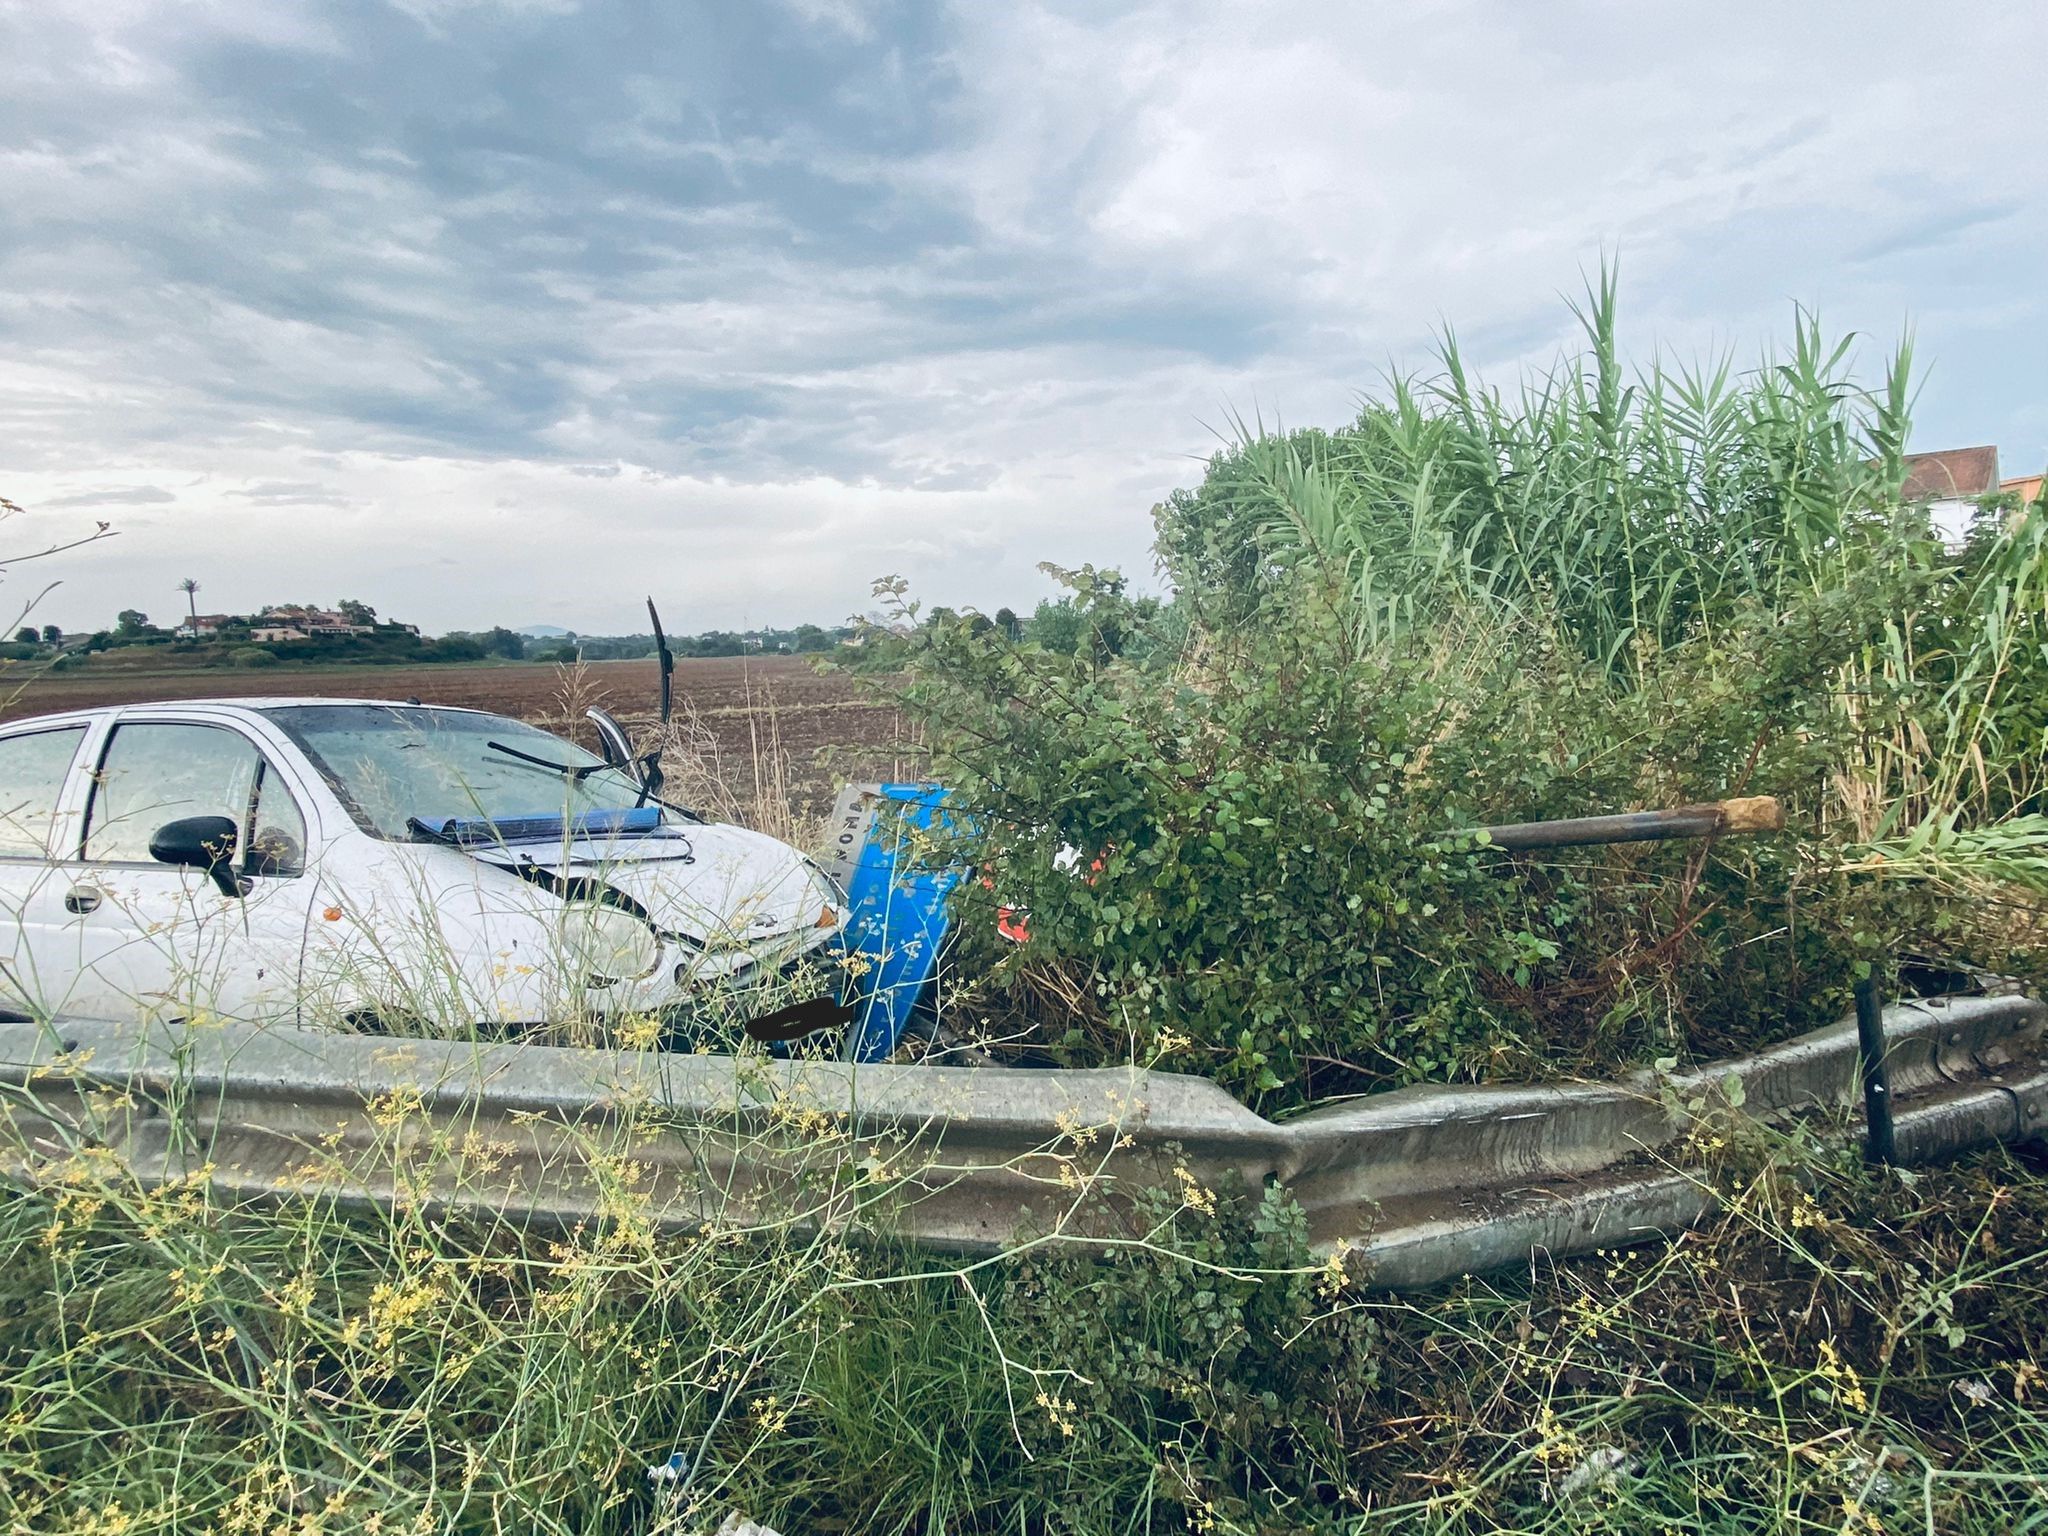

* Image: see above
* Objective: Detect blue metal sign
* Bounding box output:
[836,783,960,1062]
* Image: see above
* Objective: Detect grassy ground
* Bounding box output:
[3,1071,2044,1533]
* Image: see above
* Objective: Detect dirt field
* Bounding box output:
[0,654,922,829]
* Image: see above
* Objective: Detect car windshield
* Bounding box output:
[264,704,658,842]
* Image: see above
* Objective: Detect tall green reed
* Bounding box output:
[1190,271,2048,891]
[1226,268,1916,673]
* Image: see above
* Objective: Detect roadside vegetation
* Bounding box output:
[7,1085,2047,1533]
[888,279,2048,1106]
[5,286,2047,1532]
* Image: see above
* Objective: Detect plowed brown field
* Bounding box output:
[0,655,922,825]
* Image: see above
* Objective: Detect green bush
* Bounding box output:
[988,1178,1379,1523]
[229,646,281,669]
[887,560,1932,1102]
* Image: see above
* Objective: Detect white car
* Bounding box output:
[0,698,845,1032]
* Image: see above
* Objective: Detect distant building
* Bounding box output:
[259,606,374,637]
[1900,445,2000,545]
[2003,473,2044,510]
[168,603,412,643]
[174,613,241,638]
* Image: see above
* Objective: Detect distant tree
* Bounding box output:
[177,577,200,629]
[679,631,745,658]
[994,606,1022,641]
[115,609,149,634]
[480,626,527,660]
[426,636,486,663]
[14,627,37,644]
[791,623,829,652]
[40,624,60,644]
[337,599,377,626]
[1023,598,1084,654]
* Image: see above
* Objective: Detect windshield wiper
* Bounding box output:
[485,739,609,781]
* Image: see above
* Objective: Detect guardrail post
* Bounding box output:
[1854,972,1896,1166]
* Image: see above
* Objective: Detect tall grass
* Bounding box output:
[1187,274,2048,899]
[1217,269,1917,669]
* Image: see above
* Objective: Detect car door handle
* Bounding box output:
[63,887,102,915]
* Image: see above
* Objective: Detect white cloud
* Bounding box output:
[383,0,583,31]
[2,0,2044,637]
[7,446,1098,635]
[930,1,2048,349]
[775,0,878,45]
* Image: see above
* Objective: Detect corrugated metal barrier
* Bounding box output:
[3,993,2043,1288]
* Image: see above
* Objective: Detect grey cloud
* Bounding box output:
[39,485,177,507]
[229,481,352,507]
[1851,202,2020,266]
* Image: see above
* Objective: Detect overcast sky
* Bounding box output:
[2,1,2042,636]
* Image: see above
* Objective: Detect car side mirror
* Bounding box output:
[148,815,250,898]
[585,706,636,773]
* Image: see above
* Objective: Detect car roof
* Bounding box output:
[150,697,493,712]
[1,698,499,730]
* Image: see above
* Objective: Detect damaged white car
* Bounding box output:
[0,699,845,1031]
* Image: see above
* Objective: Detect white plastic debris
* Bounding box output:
[1548,1445,1637,1502]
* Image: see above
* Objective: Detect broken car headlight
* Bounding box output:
[560,901,664,988]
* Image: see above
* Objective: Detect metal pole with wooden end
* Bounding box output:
[1461,795,1785,853]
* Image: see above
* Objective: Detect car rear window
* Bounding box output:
[0,726,86,858]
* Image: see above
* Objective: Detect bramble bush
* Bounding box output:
[882,560,1949,1104]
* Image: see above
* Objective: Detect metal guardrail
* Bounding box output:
[3,993,2044,1289]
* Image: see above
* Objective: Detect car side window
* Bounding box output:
[84,723,306,876]
[0,726,87,859]
[247,759,308,877]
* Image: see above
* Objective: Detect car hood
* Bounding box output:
[463,821,842,951]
